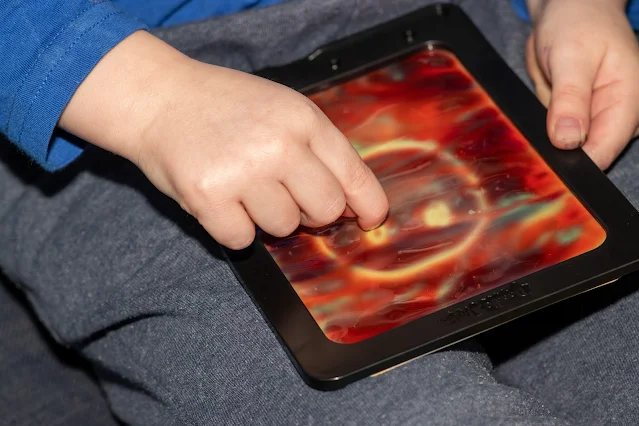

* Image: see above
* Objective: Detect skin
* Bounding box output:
[59,0,639,248]
[526,0,639,169]
[58,31,388,250]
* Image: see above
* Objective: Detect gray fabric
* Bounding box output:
[151,0,532,87]
[490,173,639,426]
[491,275,639,425]
[1,0,639,424]
[0,277,118,426]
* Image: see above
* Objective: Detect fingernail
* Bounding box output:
[361,210,390,231]
[554,117,584,148]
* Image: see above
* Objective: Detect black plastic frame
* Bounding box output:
[224,3,639,390]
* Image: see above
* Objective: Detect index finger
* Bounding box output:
[309,114,389,231]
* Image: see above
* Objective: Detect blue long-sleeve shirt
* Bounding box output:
[510,0,639,27]
[0,0,284,171]
[1,0,639,172]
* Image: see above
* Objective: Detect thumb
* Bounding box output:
[544,43,600,150]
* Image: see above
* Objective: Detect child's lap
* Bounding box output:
[0,145,566,425]
[491,138,639,425]
[1,0,638,424]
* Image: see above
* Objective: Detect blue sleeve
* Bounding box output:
[509,0,531,23]
[629,1,639,30]
[0,1,147,172]
[510,0,639,30]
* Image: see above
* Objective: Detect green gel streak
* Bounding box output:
[556,226,582,245]
[310,297,351,315]
[498,193,534,208]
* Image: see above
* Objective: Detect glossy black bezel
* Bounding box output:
[225,4,639,390]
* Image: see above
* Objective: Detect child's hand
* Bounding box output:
[59,31,389,250]
[525,0,639,169]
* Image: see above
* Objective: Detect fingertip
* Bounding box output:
[359,209,389,232]
[201,212,256,251]
[357,197,390,231]
[222,233,256,251]
[582,142,615,171]
[343,168,390,230]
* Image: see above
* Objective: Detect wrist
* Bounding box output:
[58,31,195,165]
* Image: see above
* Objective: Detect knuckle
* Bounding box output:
[552,85,590,113]
[188,168,226,199]
[297,98,320,121]
[181,178,225,221]
[179,176,241,228]
[293,98,322,135]
[262,135,290,159]
[555,83,587,101]
[251,130,293,165]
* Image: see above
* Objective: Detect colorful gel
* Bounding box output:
[260,48,607,344]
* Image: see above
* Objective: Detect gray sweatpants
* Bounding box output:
[2,0,639,424]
